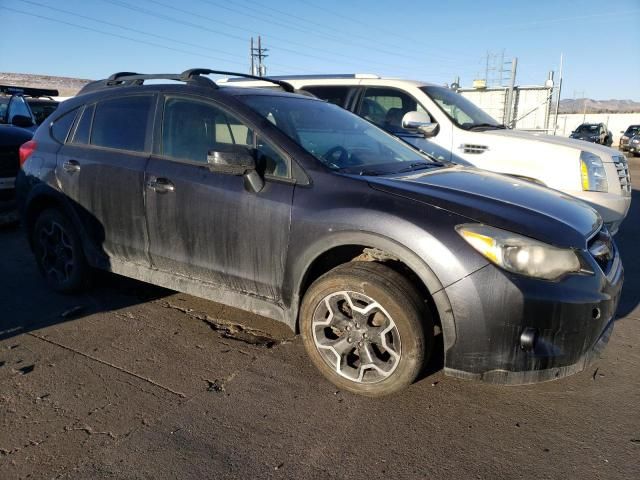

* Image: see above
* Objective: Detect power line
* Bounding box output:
[126,0,455,75]
[15,0,235,63]
[0,6,277,73]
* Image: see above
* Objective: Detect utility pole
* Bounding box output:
[250,36,268,77]
[504,57,518,128]
[553,53,563,136]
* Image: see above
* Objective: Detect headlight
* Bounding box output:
[580,151,608,192]
[456,224,584,281]
[632,138,640,144]
[456,224,587,280]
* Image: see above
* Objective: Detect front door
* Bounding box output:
[144,94,293,301]
[56,95,155,266]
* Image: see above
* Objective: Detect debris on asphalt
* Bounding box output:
[274,462,284,470]
[16,364,34,375]
[162,302,278,348]
[61,305,84,319]
[207,379,226,394]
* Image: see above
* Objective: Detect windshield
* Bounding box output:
[420,86,504,131]
[27,100,59,125]
[239,95,441,175]
[0,97,8,123]
[625,126,640,136]
[576,124,599,133]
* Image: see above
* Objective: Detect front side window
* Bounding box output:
[360,87,430,133]
[161,96,289,177]
[240,95,441,176]
[420,86,504,131]
[8,96,32,123]
[90,96,153,152]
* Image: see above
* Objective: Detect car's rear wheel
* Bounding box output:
[32,208,91,292]
[300,261,433,397]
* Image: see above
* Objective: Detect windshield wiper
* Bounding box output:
[468,123,507,131]
[395,162,444,173]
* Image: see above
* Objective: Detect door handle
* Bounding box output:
[146,177,175,194]
[62,159,80,173]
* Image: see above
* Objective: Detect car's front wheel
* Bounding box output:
[32,208,91,292]
[301,261,433,397]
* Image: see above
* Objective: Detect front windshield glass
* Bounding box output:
[625,126,640,136]
[27,100,59,125]
[239,95,440,175]
[577,124,599,133]
[420,86,504,131]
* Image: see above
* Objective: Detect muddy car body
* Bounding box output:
[16,70,623,396]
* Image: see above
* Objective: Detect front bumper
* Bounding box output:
[570,190,631,235]
[442,249,623,385]
[629,143,640,153]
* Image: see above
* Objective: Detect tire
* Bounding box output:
[32,208,91,292]
[300,261,433,397]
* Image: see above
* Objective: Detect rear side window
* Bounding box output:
[91,96,153,152]
[302,86,351,107]
[71,104,94,145]
[50,108,79,144]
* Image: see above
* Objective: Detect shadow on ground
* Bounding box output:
[0,222,170,341]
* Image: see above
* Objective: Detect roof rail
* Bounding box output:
[180,69,295,92]
[224,73,381,81]
[77,68,296,95]
[0,84,59,97]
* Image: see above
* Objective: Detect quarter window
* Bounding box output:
[50,108,79,144]
[359,88,431,133]
[162,96,289,177]
[90,96,152,152]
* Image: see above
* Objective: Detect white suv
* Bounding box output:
[222,75,632,234]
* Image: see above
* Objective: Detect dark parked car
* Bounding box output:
[17,70,623,396]
[619,124,640,152]
[628,134,640,156]
[570,122,612,146]
[0,85,58,218]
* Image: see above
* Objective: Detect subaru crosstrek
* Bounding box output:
[16,69,623,396]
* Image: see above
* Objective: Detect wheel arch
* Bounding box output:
[288,231,457,355]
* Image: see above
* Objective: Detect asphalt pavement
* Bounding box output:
[1,157,639,479]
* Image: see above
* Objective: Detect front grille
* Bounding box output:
[613,155,631,196]
[588,227,615,274]
[0,146,19,178]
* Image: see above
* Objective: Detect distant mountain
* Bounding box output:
[0,72,91,97]
[559,98,640,114]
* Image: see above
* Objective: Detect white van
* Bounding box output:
[222,75,632,234]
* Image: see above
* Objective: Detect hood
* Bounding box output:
[367,166,601,248]
[481,129,620,161]
[0,124,33,146]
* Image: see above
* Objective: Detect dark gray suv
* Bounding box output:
[16,69,623,396]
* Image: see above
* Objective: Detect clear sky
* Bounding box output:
[1,0,639,100]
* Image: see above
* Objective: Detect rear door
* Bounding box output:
[56,94,155,266]
[144,94,294,301]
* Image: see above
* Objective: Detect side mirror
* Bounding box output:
[11,115,34,128]
[207,144,264,192]
[401,111,439,138]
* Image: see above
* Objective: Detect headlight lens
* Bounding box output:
[632,138,640,144]
[580,151,608,192]
[456,224,583,280]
